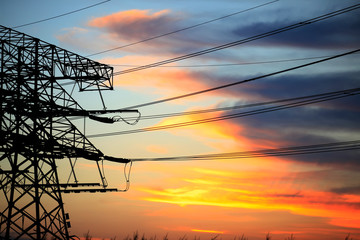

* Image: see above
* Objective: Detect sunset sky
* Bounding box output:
[1,0,360,239]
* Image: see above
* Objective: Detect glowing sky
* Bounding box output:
[1,0,360,239]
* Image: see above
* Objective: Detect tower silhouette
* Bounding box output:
[0,25,120,239]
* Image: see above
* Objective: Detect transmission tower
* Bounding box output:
[0,25,131,240]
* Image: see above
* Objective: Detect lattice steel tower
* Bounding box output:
[0,25,124,239]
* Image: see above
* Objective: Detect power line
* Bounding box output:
[62,86,360,123]
[86,87,360,138]
[115,140,360,162]
[12,0,111,29]
[59,55,335,88]
[109,55,333,68]
[60,51,359,89]
[109,87,360,121]
[113,3,360,76]
[121,48,360,110]
[86,0,279,57]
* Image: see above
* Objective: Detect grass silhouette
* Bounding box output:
[80,231,356,240]
[0,231,356,240]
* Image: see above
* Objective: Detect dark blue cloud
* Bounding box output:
[331,185,360,194]
[208,70,360,167]
[268,192,304,198]
[231,12,360,49]
[244,71,360,100]
[200,69,360,105]
[233,105,360,166]
[232,95,360,166]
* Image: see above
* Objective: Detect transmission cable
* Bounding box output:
[109,55,332,68]
[86,87,360,138]
[121,48,360,110]
[86,0,279,57]
[113,3,360,76]
[60,86,360,123]
[128,140,360,162]
[110,87,360,122]
[13,0,111,29]
[59,54,340,87]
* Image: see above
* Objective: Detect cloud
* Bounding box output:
[268,192,304,198]
[86,8,243,57]
[102,55,244,106]
[231,13,360,49]
[196,70,360,166]
[105,58,360,167]
[137,167,360,229]
[199,68,360,103]
[149,105,284,154]
[54,8,184,57]
[191,229,225,234]
[331,186,360,195]
[57,2,360,65]
[228,94,360,166]
[87,9,209,55]
[146,70,360,167]
[88,9,175,41]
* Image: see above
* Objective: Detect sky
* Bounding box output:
[1,0,360,239]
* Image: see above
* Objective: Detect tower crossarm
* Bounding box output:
[1,88,86,118]
[0,25,113,92]
[1,130,103,161]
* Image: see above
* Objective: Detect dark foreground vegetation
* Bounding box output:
[1,232,356,240]
[82,231,356,240]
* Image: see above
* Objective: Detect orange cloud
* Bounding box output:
[89,9,170,28]
[146,105,291,174]
[101,55,264,107]
[87,8,214,56]
[88,9,176,42]
[136,167,360,230]
[191,229,225,234]
[105,56,215,100]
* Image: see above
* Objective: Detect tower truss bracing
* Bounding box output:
[0,25,113,239]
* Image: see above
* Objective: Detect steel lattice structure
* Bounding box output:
[0,25,114,240]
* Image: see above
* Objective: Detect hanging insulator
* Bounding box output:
[89,114,115,124]
[103,155,131,163]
